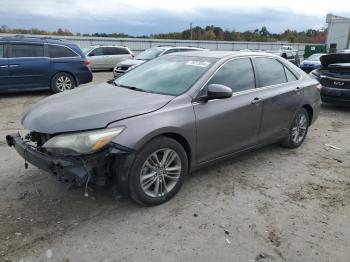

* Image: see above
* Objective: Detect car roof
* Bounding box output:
[0,35,71,45]
[89,45,128,48]
[170,50,280,59]
[153,46,206,50]
[168,46,206,50]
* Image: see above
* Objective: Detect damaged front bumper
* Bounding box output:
[6,133,135,197]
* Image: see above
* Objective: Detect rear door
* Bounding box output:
[8,43,50,89]
[253,57,303,142]
[193,57,262,163]
[0,42,11,91]
[103,47,131,68]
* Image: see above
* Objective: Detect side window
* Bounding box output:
[103,47,130,55]
[178,48,196,52]
[11,44,44,58]
[284,66,298,82]
[88,47,103,56]
[0,44,4,58]
[207,58,255,93]
[49,45,78,58]
[255,58,287,87]
[163,49,179,55]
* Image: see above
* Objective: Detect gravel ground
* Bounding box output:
[0,71,349,262]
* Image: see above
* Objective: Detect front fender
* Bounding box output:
[107,96,197,166]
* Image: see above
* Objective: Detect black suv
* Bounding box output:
[310,53,350,106]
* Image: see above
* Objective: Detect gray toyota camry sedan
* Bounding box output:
[6,51,321,206]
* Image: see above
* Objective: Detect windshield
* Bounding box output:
[307,54,324,61]
[135,48,165,60]
[114,55,217,96]
[82,47,93,54]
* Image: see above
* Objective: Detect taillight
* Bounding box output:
[83,60,90,65]
[316,84,322,93]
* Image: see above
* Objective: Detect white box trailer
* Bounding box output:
[326,13,350,53]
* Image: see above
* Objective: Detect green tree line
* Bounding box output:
[0,25,326,43]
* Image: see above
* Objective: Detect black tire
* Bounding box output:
[129,136,188,206]
[51,72,76,93]
[281,108,309,149]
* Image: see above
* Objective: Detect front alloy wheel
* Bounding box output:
[140,148,182,198]
[129,137,188,206]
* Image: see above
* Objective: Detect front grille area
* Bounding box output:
[26,132,51,147]
[321,78,350,90]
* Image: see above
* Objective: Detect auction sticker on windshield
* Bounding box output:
[186,61,211,67]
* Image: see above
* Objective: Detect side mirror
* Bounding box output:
[207,84,232,100]
[88,52,94,57]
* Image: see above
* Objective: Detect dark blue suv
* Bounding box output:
[0,36,93,93]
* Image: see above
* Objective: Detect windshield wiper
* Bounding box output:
[115,83,149,93]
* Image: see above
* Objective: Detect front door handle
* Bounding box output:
[9,64,19,68]
[294,86,302,93]
[251,97,263,104]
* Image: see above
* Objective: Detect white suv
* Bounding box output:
[83,45,133,70]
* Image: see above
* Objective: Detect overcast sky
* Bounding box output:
[0,0,350,35]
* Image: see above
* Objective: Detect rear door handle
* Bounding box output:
[251,97,263,104]
[9,64,19,68]
[0,65,8,68]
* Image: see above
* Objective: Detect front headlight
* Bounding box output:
[127,64,138,71]
[42,127,125,155]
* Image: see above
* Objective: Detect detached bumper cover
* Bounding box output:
[6,133,135,197]
[6,133,89,183]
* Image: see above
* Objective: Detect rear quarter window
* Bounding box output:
[49,45,79,58]
[284,66,298,82]
[11,44,44,58]
[255,57,287,86]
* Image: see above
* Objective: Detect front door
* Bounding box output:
[193,58,262,163]
[87,47,106,69]
[0,43,11,91]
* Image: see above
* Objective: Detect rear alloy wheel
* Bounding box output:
[51,73,75,93]
[129,137,188,206]
[281,108,309,148]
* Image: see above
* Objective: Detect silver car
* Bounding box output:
[113,46,207,77]
[83,45,133,70]
[7,51,321,206]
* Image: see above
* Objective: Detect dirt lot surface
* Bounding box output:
[0,72,349,262]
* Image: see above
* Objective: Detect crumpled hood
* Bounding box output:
[117,59,146,67]
[320,53,350,67]
[22,83,173,134]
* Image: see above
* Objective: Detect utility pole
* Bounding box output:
[190,22,193,40]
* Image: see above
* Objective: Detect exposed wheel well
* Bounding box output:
[51,71,78,88]
[302,104,313,125]
[156,133,192,170]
